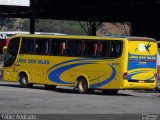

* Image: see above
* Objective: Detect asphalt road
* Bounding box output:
[0,78,160,120]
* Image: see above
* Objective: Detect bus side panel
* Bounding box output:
[3,67,19,82]
[16,55,36,83]
[47,57,121,89]
[16,55,54,84]
[89,59,121,89]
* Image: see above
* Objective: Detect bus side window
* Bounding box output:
[20,38,34,54]
[110,41,122,57]
[67,40,81,56]
[35,38,49,55]
[100,41,110,57]
[81,41,85,56]
[93,42,98,56]
[50,40,66,55]
[84,41,97,56]
[98,42,103,56]
[61,41,66,55]
[76,41,82,56]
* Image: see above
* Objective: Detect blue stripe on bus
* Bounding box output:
[47,58,101,73]
[90,65,116,88]
[48,59,116,88]
[48,62,95,84]
[128,70,156,80]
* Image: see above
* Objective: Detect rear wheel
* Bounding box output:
[102,89,118,95]
[44,85,56,90]
[77,78,88,94]
[19,74,33,88]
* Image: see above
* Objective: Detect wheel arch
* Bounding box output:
[76,75,90,89]
[18,70,31,83]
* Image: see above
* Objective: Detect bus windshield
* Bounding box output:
[4,37,20,67]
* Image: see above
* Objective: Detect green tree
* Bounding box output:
[0,17,16,30]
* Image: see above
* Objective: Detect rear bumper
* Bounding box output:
[121,80,156,90]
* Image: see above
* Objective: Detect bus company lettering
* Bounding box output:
[129,55,138,59]
[17,58,27,63]
[37,59,49,64]
[129,55,156,60]
[17,58,49,65]
[28,59,36,64]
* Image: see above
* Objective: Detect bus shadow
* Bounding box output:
[0,83,22,88]
[54,88,133,96]
[0,83,46,90]
[0,83,133,96]
[132,90,160,93]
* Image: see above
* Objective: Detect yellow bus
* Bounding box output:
[3,35,157,94]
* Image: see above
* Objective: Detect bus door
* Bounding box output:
[3,37,20,81]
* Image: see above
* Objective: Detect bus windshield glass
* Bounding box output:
[4,37,20,67]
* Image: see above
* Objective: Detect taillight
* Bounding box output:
[123,72,128,79]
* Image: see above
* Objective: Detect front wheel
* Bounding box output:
[102,89,118,95]
[77,78,88,94]
[19,74,33,88]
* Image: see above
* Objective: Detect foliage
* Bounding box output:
[21,19,87,35]
[0,17,16,30]
[0,17,131,35]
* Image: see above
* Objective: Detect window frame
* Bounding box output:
[20,37,35,55]
[19,37,123,58]
[35,38,50,55]
[98,40,123,59]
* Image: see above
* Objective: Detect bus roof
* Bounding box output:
[10,34,156,42]
[0,31,67,38]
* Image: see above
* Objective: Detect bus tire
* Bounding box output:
[77,78,88,94]
[19,74,33,88]
[102,89,118,95]
[44,85,56,90]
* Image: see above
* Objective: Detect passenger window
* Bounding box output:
[50,40,66,55]
[99,41,110,57]
[20,38,35,54]
[110,41,122,57]
[67,40,82,56]
[99,41,122,58]
[35,38,49,55]
[83,41,98,56]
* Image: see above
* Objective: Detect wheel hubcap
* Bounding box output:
[79,81,84,91]
[22,78,26,84]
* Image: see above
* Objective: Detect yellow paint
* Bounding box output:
[3,35,157,90]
